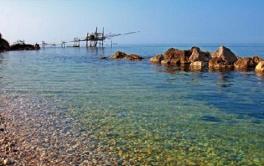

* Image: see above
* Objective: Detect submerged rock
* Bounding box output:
[0,33,10,52]
[111,51,143,61]
[209,46,237,69]
[255,61,264,73]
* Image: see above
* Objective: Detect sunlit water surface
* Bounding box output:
[0,44,264,165]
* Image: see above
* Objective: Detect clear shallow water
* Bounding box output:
[0,45,264,165]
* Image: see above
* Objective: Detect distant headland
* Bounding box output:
[0,33,40,52]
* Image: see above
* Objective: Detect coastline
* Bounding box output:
[0,93,118,166]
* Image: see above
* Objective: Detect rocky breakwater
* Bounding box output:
[150,47,211,71]
[111,51,144,61]
[150,46,264,74]
[209,46,264,72]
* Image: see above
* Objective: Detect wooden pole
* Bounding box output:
[86,33,89,48]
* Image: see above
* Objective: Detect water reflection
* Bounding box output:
[154,64,192,74]
[208,67,234,72]
[216,72,234,88]
[85,47,105,56]
[256,72,264,80]
[0,54,3,64]
[190,72,206,83]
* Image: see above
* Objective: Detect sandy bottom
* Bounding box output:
[0,94,119,166]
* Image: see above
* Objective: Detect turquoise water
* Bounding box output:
[1,45,264,165]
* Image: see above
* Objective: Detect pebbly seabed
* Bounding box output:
[0,94,119,166]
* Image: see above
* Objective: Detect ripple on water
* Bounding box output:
[0,46,264,165]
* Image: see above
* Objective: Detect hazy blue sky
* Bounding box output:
[0,0,263,44]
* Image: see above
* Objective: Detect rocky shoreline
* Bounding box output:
[0,94,119,166]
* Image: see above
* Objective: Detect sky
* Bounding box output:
[0,0,263,45]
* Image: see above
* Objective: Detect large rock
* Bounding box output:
[0,33,10,52]
[209,46,237,69]
[234,57,254,70]
[111,51,127,59]
[150,48,181,66]
[164,48,185,60]
[189,47,211,62]
[255,61,264,73]
[150,54,164,64]
[111,51,143,61]
[161,48,192,65]
[212,46,237,64]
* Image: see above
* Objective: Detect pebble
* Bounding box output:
[3,158,14,165]
[0,94,119,165]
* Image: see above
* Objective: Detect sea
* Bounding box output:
[0,44,264,165]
